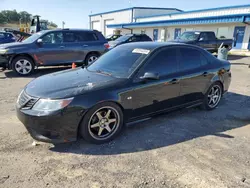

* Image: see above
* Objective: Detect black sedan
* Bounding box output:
[16,42,231,144]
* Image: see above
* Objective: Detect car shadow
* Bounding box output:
[3,66,71,78]
[50,92,250,155]
[228,55,249,61]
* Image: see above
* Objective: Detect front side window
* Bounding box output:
[179,48,204,71]
[41,32,63,44]
[138,48,178,77]
[200,33,209,41]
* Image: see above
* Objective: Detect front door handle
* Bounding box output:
[203,72,208,77]
[83,45,88,47]
[60,46,65,48]
[169,79,179,84]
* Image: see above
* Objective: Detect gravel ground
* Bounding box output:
[0,56,250,188]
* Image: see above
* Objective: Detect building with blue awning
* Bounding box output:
[89,4,250,50]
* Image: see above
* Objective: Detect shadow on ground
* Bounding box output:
[3,66,71,78]
[50,92,250,155]
[228,55,249,61]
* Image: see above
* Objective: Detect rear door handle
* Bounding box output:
[60,46,65,48]
[203,72,208,77]
[169,79,179,84]
[83,45,88,47]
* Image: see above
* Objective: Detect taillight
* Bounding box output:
[104,43,110,49]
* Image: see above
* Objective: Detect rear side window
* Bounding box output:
[70,31,98,42]
[140,48,178,77]
[64,32,76,42]
[179,48,207,71]
[141,35,152,41]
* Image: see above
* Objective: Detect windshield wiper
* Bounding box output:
[96,70,112,76]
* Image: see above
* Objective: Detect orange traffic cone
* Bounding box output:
[72,62,76,69]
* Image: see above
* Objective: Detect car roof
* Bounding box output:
[41,29,96,33]
[0,31,12,34]
[119,42,207,52]
[125,33,148,36]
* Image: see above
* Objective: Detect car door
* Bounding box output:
[197,32,210,49]
[76,31,103,62]
[130,47,181,118]
[178,47,212,104]
[62,31,83,63]
[35,31,67,65]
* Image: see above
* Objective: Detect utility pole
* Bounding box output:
[62,21,65,29]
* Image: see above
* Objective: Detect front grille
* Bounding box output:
[18,91,38,109]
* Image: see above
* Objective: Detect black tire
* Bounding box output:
[201,82,223,110]
[79,102,124,144]
[85,53,100,66]
[12,56,35,76]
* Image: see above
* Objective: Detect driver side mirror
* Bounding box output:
[140,72,159,81]
[199,37,204,41]
[37,39,43,44]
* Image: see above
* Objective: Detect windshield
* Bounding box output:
[116,35,131,42]
[87,45,150,78]
[179,32,200,41]
[22,31,45,43]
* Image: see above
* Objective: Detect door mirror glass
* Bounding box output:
[140,72,159,80]
[199,37,204,41]
[37,38,43,44]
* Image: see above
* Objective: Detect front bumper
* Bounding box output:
[16,106,83,143]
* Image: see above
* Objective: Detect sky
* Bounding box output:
[0,0,249,28]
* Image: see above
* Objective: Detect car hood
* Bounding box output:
[25,68,125,99]
[0,42,28,49]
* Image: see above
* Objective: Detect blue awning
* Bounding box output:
[107,14,250,29]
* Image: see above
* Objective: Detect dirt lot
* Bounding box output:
[0,56,250,188]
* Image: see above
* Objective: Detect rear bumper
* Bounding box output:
[16,106,83,143]
[0,55,9,68]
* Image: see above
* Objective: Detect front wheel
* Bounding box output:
[202,83,223,110]
[79,102,124,144]
[12,56,35,76]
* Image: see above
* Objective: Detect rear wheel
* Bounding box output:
[12,56,35,76]
[85,53,99,66]
[79,102,124,144]
[202,83,223,110]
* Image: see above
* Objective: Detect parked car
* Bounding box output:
[0,29,109,75]
[108,33,152,49]
[106,34,122,41]
[0,31,16,44]
[173,31,233,53]
[16,42,231,144]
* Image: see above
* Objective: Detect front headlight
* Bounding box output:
[0,49,8,54]
[32,98,74,112]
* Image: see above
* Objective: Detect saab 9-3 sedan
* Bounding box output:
[16,42,231,144]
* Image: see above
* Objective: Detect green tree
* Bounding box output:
[0,12,7,24]
[19,11,31,24]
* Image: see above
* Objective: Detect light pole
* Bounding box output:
[62,21,65,29]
